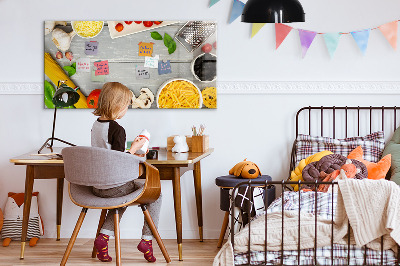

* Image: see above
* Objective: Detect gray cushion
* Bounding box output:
[382,126,400,184]
[69,180,145,208]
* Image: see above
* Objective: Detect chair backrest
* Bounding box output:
[62,146,145,187]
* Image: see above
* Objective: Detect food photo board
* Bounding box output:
[44,21,217,109]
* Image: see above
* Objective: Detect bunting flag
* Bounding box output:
[251,23,266,38]
[275,23,293,49]
[209,0,220,7]
[323,33,341,58]
[351,29,370,55]
[378,21,398,50]
[229,0,245,24]
[298,29,317,58]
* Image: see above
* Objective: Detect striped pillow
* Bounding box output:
[294,131,385,166]
[1,217,41,240]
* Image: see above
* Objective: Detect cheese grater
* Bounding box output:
[174,21,217,53]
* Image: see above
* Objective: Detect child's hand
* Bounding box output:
[129,137,147,154]
[134,149,149,157]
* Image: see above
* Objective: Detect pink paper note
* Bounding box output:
[94,60,109,76]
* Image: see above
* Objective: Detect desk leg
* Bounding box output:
[172,167,183,261]
[56,178,64,241]
[20,165,34,259]
[193,161,203,242]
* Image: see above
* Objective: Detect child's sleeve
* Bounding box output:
[108,121,126,152]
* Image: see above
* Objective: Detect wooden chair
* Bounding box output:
[60,146,171,265]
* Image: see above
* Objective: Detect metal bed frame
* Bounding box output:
[230,106,400,266]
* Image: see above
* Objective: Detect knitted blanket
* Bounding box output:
[335,178,399,251]
[214,179,400,266]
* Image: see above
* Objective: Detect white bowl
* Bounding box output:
[191,53,217,83]
[71,21,104,38]
[157,78,203,109]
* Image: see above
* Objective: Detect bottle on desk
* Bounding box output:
[136,129,150,154]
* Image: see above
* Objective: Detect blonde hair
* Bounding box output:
[93,82,132,120]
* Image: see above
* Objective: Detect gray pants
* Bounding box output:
[92,180,162,240]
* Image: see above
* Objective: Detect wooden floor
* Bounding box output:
[0,239,222,265]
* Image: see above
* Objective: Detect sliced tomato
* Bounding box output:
[154,21,163,25]
[87,89,101,108]
[134,21,142,24]
[125,21,133,25]
[143,21,153,27]
[115,23,124,32]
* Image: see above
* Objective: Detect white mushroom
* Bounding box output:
[131,88,154,109]
[52,28,76,52]
[45,21,67,35]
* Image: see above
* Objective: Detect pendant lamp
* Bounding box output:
[38,80,80,154]
[241,0,305,23]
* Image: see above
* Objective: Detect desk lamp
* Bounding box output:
[241,0,305,23]
[38,80,80,154]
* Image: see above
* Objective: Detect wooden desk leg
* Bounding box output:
[56,178,64,241]
[193,161,203,242]
[20,165,35,259]
[172,167,183,261]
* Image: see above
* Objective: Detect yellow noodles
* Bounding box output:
[158,80,201,108]
[73,21,103,38]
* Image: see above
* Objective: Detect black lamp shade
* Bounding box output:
[241,0,305,23]
[52,84,80,108]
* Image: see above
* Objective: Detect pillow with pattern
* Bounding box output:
[294,131,385,167]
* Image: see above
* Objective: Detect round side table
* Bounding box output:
[215,175,275,248]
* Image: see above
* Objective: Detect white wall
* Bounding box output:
[1,0,400,239]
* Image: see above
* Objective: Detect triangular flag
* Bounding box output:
[209,0,220,7]
[351,29,370,55]
[229,0,245,24]
[275,23,293,49]
[298,29,317,58]
[323,33,341,58]
[378,21,397,50]
[251,23,266,38]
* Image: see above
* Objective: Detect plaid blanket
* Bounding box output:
[234,191,397,265]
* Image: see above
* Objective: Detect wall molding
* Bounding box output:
[1,81,400,95]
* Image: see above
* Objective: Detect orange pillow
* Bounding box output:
[347,146,391,180]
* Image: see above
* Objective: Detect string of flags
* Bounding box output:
[209,0,399,58]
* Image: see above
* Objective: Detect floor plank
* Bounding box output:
[0,239,221,265]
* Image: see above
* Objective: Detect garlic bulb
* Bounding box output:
[45,21,67,35]
[52,28,76,52]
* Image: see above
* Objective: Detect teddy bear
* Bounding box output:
[1,192,43,247]
[229,159,261,179]
[172,135,189,153]
[131,87,154,109]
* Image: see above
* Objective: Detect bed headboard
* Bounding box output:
[290,106,400,179]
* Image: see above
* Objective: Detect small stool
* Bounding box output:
[215,175,275,248]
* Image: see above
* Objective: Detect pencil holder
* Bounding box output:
[191,135,209,153]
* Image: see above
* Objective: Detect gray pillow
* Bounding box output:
[382,126,400,184]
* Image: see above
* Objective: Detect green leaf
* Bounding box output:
[164,33,173,47]
[151,31,163,40]
[44,80,55,108]
[168,41,177,54]
[72,62,76,69]
[45,98,55,109]
[63,65,76,77]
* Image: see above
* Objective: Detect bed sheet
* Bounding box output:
[234,191,397,265]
